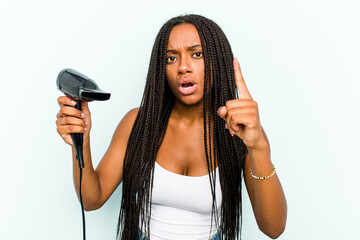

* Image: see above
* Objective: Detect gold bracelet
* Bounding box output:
[251,165,276,180]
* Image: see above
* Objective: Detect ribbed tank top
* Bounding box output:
[139,162,222,240]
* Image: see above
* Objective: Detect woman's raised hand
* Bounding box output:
[217,58,267,150]
[56,96,92,146]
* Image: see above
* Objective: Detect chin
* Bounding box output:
[178,96,203,106]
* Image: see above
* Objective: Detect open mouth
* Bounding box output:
[178,82,197,95]
[182,82,194,89]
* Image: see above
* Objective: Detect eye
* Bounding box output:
[192,52,203,58]
[167,56,177,63]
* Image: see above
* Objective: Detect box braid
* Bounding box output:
[117,14,248,240]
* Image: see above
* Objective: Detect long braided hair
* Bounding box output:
[118,14,248,240]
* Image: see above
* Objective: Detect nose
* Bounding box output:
[178,56,191,75]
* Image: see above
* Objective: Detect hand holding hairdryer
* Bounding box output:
[56,69,111,168]
[56,68,111,240]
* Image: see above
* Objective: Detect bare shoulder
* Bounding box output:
[98,107,139,163]
[112,107,139,141]
[116,107,139,132]
[121,107,139,126]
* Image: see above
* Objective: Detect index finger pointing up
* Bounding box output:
[234,58,252,100]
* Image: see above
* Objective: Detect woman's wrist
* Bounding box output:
[247,138,269,155]
[247,140,274,177]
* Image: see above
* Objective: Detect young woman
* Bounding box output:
[56,14,287,240]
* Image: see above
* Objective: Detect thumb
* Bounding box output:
[217,106,227,119]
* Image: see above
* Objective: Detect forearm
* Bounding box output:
[72,137,102,211]
[247,142,287,238]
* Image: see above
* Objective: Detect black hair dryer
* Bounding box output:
[57,69,111,168]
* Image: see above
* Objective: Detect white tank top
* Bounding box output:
[140,162,222,240]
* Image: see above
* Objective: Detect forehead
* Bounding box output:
[167,24,201,49]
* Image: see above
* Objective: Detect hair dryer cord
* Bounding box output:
[79,167,86,240]
[71,100,86,240]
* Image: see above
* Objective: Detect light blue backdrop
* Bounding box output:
[1,0,359,239]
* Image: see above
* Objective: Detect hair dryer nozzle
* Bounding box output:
[79,89,111,101]
[57,68,111,101]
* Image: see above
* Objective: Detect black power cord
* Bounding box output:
[79,167,86,240]
[71,100,86,240]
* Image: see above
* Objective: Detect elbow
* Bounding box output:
[83,201,104,212]
[78,191,104,211]
[260,219,286,239]
[264,226,285,239]
[84,204,101,212]
[257,201,287,239]
[84,205,99,212]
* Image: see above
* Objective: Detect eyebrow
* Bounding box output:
[166,44,202,53]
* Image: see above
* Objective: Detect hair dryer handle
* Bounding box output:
[71,100,84,168]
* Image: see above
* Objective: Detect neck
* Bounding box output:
[171,99,204,123]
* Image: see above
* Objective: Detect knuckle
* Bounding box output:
[249,107,257,114]
[67,116,75,124]
[69,126,75,132]
[225,101,232,109]
[227,108,234,115]
[57,126,64,135]
[59,108,65,115]
[63,117,70,124]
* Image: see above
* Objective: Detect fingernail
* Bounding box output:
[225,123,228,129]
[84,128,87,132]
[81,113,85,118]
[71,100,76,105]
[85,121,88,126]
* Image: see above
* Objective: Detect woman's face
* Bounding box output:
[165,24,205,106]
